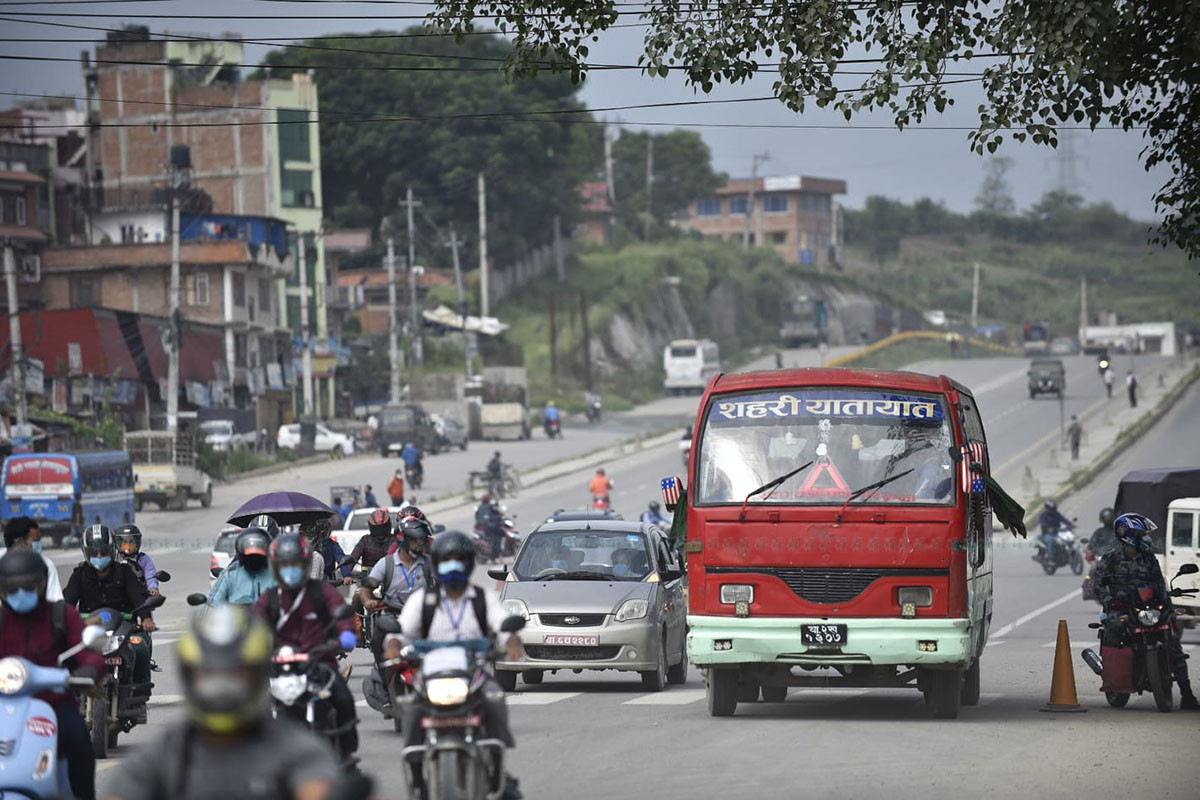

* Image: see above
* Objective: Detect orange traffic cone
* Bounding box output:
[1040,619,1087,712]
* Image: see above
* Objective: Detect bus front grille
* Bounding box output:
[768,568,885,603]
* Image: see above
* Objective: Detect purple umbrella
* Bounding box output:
[227,491,335,527]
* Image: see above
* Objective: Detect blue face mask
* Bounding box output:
[5,588,39,615]
[278,565,306,588]
[612,564,630,577]
[30,541,42,554]
[437,559,468,588]
[89,556,112,571]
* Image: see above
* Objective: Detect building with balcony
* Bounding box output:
[678,175,847,268]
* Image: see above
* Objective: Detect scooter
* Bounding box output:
[1033,521,1085,576]
[0,625,108,798]
[586,399,602,424]
[406,462,424,491]
[377,615,525,800]
[80,593,166,758]
[544,417,562,439]
[1081,563,1199,711]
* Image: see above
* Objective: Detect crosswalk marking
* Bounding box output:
[505,691,580,705]
[623,689,705,705]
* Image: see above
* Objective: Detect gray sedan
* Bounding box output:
[490,520,688,691]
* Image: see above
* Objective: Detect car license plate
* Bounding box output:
[801,624,847,647]
[542,634,599,647]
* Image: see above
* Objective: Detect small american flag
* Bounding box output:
[661,476,683,508]
[960,441,987,495]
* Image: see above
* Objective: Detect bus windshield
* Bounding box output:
[696,388,956,506]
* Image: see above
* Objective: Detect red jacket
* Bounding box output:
[254,581,354,668]
[0,601,105,704]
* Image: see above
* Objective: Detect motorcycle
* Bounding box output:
[1081,563,1199,711]
[406,462,424,491]
[357,577,418,733]
[592,495,611,512]
[0,625,107,798]
[544,417,562,439]
[1033,521,1085,576]
[376,615,526,800]
[80,593,167,758]
[472,515,521,563]
[268,603,358,766]
[586,399,602,424]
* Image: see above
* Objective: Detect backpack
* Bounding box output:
[419,586,489,639]
[0,600,69,659]
[265,580,331,632]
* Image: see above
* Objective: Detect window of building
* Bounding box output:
[728,196,749,215]
[194,272,210,306]
[770,231,787,244]
[232,273,246,307]
[70,277,100,308]
[763,195,788,213]
[281,170,314,208]
[15,197,26,225]
[696,198,721,216]
[818,195,831,215]
[278,109,311,163]
[258,278,271,312]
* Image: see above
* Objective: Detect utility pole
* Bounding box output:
[386,235,400,405]
[1079,276,1088,343]
[970,262,981,332]
[448,226,470,380]
[744,151,770,248]
[166,188,180,431]
[401,186,424,366]
[4,244,26,427]
[549,289,558,381]
[552,214,565,281]
[478,172,489,318]
[580,289,592,393]
[644,136,654,240]
[604,123,616,208]
[298,234,315,419]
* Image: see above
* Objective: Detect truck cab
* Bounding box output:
[1165,498,1200,627]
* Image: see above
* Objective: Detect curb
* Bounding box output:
[221,453,334,484]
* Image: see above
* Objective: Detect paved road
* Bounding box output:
[88,354,1192,796]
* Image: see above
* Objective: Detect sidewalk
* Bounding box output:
[1003,354,1199,524]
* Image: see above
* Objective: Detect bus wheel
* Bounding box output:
[928,668,963,719]
[737,679,761,703]
[706,669,738,717]
[961,659,981,706]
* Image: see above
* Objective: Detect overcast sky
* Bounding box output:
[0,0,1168,220]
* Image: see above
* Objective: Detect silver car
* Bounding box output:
[491,520,688,692]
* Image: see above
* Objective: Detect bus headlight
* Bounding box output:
[720,585,754,605]
[898,587,933,608]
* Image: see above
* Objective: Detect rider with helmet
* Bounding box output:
[254,534,360,757]
[115,524,159,595]
[207,527,276,605]
[474,495,504,558]
[0,549,104,800]
[640,501,668,527]
[1088,507,1117,558]
[1093,513,1198,710]
[302,516,352,585]
[361,517,434,614]
[104,604,342,799]
[1037,500,1071,563]
[344,508,394,574]
[247,513,281,540]
[396,531,523,799]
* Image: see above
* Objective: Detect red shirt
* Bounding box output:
[254,581,354,667]
[0,601,105,704]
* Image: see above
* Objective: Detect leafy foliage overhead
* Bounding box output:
[429,1,1200,259]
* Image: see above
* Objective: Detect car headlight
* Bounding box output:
[103,634,124,655]
[615,599,648,622]
[719,585,754,605]
[269,674,309,705]
[504,599,530,620]
[1137,609,1161,626]
[0,658,29,695]
[426,677,470,707]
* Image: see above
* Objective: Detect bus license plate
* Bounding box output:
[801,625,846,647]
[543,634,599,647]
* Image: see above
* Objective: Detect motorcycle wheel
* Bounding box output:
[1147,649,1174,712]
[431,748,473,800]
[1041,561,1058,576]
[88,693,109,759]
[1069,550,1085,576]
[1105,691,1130,708]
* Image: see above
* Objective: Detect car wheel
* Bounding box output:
[640,637,668,692]
[332,445,343,458]
[496,670,517,692]
[666,637,688,685]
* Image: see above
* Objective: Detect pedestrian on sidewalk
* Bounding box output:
[1067,415,1083,460]
[1103,367,1114,398]
[1126,370,1138,408]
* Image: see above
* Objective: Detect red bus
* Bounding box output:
[684,368,993,719]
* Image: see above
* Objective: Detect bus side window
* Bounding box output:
[958,396,990,568]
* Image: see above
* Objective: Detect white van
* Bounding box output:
[1166,497,1200,627]
[663,339,720,395]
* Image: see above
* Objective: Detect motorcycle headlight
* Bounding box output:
[1137,609,1161,626]
[103,634,124,655]
[0,658,29,695]
[615,598,648,622]
[426,677,470,707]
[1058,530,1075,544]
[269,674,308,705]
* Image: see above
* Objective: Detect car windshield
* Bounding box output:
[346,513,371,530]
[381,408,412,427]
[513,530,653,581]
[201,421,233,433]
[214,530,239,553]
[697,388,956,506]
[670,345,697,358]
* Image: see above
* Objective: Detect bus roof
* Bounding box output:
[709,367,968,397]
[70,451,132,466]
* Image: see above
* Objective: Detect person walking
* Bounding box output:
[1102,366,1115,398]
[1126,370,1138,408]
[1066,415,1083,460]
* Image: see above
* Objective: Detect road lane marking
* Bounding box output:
[505,692,580,705]
[1040,639,1192,651]
[148,693,184,706]
[990,588,1079,639]
[985,640,1005,647]
[971,367,1029,395]
[623,689,705,705]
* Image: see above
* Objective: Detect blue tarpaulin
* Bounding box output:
[179,213,290,261]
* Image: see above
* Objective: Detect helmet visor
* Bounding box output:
[83,540,112,559]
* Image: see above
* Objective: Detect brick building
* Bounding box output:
[678,175,847,268]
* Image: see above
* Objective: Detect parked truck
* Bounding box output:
[779,296,827,347]
[124,430,213,511]
[475,367,530,440]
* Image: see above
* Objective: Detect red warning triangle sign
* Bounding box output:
[799,457,850,498]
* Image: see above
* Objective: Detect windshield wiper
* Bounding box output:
[836,468,915,521]
[738,460,814,520]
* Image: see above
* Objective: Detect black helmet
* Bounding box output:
[648,500,661,514]
[431,530,475,587]
[1043,500,1058,513]
[247,514,280,539]
[0,548,49,604]
[82,524,114,560]
[300,516,332,544]
[1099,507,1115,526]
[398,516,433,555]
[115,523,142,555]
[367,508,392,540]
[268,533,312,589]
[177,604,273,734]
[235,528,271,571]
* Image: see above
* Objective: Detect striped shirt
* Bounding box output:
[398,585,511,648]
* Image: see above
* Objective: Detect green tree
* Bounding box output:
[259,31,600,266]
[846,196,912,269]
[430,1,1200,259]
[610,129,724,237]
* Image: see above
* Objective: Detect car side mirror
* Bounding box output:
[500,615,526,634]
[487,567,508,581]
[374,615,401,635]
[155,570,172,583]
[186,593,207,607]
[1176,563,1199,577]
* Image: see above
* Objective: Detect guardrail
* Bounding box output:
[826,330,1021,368]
